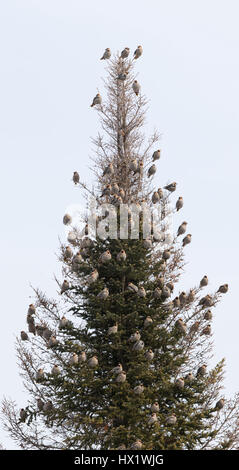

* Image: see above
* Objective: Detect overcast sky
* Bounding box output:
[0,0,238,449]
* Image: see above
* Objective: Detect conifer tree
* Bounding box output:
[2,46,239,450]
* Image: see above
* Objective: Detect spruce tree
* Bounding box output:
[2,46,239,450]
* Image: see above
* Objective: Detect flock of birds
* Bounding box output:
[19,46,228,448]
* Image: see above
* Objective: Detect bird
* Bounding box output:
[154,288,162,299]
[177,221,187,237]
[133,340,144,351]
[108,324,118,335]
[175,377,185,389]
[61,280,70,294]
[151,402,159,413]
[115,371,126,383]
[134,384,144,395]
[152,191,160,204]
[118,188,125,199]
[166,281,174,292]
[117,249,127,262]
[43,401,53,412]
[127,282,138,293]
[215,398,225,410]
[164,182,176,192]
[51,365,60,376]
[69,353,78,366]
[101,184,112,197]
[59,316,69,329]
[197,364,207,376]
[144,316,153,327]
[72,252,83,269]
[157,187,164,198]
[183,234,192,247]
[20,331,29,341]
[137,286,146,298]
[37,398,44,411]
[148,413,158,425]
[173,296,180,308]
[67,231,77,245]
[27,313,35,325]
[111,182,119,193]
[88,356,98,368]
[143,238,153,249]
[175,318,187,334]
[200,275,208,287]
[134,45,143,59]
[162,286,171,298]
[187,289,195,302]
[28,304,36,315]
[110,363,123,375]
[199,295,213,308]
[117,445,126,450]
[129,331,141,342]
[176,197,183,211]
[36,368,44,382]
[90,93,102,107]
[204,310,212,320]
[179,291,187,306]
[28,323,36,335]
[131,440,142,450]
[103,162,114,177]
[152,150,161,161]
[20,408,27,422]
[88,269,99,284]
[73,171,79,185]
[157,277,164,289]
[121,47,130,59]
[200,325,211,336]
[217,284,228,294]
[43,328,53,342]
[132,80,140,96]
[97,287,109,300]
[117,72,128,81]
[100,48,111,60]
[63,213,72,225]
[145,349,154,360]
[185,372,194,383]
[76,351,86,363]
[189,321,200,335]
[48,336,58,348]
[64,246,73,260]
[162,250,171,261]
[147,164,156,178]
[35,325,44,336]
[165,414,177,425]
[129,159,138,173]
[99,250,112,263]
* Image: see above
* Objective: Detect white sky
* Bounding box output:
[0,0,238,448]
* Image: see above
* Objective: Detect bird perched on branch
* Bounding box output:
[59,316,69,329]
[48,336,58,348]
[154,287,162,299]
[69,353,78,366]
[117,72,128,81]
[147,164,156,178]
[20,331,28,341]
[199,295,213,308]
[176,197,183,211]
[164,182,176,192]
[88,356,98,368]
[90,93,102,107]
[175,318,187,334]
[64,246,73,260]
[200,275,208,287]
[133,340,144,351]
[43,401,53,412]
[204,310,212,320]
[151,402,159,412]
[108,324,118,335]
[152,191,160,204]
[134,45,143,59]
[99,250,112,263]
[101,184,112,197]
[36,368,44,382]
[217,284,228,294]
[197,364,207,376]
[173,296,180,308]
[185,372,194,383]
[175,377,185,389]
[179,291,187,305]
[103,162,114,177]
[129,331,141,342]
[88,269,99,284]
[110,363,122,375]
[134,384,144,395]
[116,371,126,383]
[42,327,52,341]
[97,287,109,300]
[20,408,27,422]
[148,413,158,425]
[63,214,72,225]
[129,159,138,173]
[127,282,138,293]
[37,398,44,411]
[121,47,130,58]
[28,304,36,315]
[61,280,70,294]
[100,48,111,60]
[183,234,192,247]
[145,349,154,360]
[200,325,211,336]
[132,80,140,96]
[166,414,177,425]
[144,316,153,327]
[73,171,79,185]
[189,321,200,335]
[117,249,127,262]
[152,149,161,161]
[131,440,142,450]
[187,289,195,302]
[137,286,146,298]
[177,221,187,236]
[79,351,86,362]
[215,398,225,410]
[51,365,60,376]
